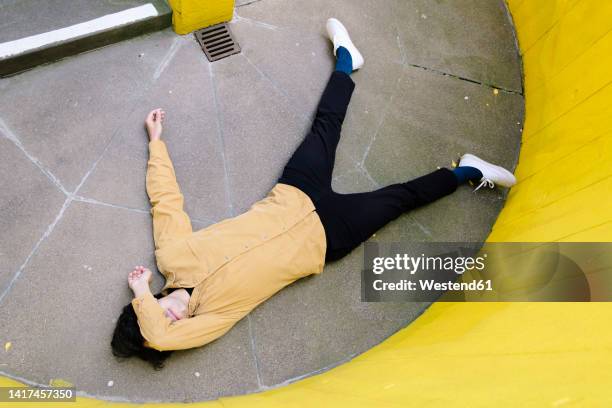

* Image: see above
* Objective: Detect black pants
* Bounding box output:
[279,71,458,262]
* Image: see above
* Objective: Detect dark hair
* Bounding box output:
[111,292,173,370]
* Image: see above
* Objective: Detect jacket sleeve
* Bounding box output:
[131,292,238,351]
[146,139,193,249]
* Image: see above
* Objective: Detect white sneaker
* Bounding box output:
[326,18,365,71]
[458,153,517,191]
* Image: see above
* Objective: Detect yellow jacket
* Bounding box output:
[131,140,327,351]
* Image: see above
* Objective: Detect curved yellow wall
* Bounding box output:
[489,0,612,242]
[2,0,611,406]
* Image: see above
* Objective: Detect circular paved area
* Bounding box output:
[0,0,523,403]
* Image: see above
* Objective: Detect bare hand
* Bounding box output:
[128,265,152,296]
[145,108,165,141]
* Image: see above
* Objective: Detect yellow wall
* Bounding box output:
[2,1,611,406]
[168,0,234,35]
[489,0,612,242]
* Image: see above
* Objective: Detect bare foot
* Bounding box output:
[145,108,165,141]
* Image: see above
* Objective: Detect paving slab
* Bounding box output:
[392,0,523,92]
[0,29,178,192]
[0,0,150,42]
[236,0,522,92]
[79,36,231,225]
[0,135,66,291]
[0,0,171,76]
[210,53,314,214]
[232,3,405,168]
[364,64,524,242]
[0,201,259,402]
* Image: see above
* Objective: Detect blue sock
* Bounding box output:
[453,166,483,184]
[335,46,353,75]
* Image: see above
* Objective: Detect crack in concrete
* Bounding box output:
[246,315,263,389]
[72,195,150,214]
[390,5,523,95]
[500,0,525,95]
[394,25,408,66]
[356,162,381,189]
[404,62,523,95]
[241,53,310,124]
[410,216,433,238]
[232,8,322,41]
[360,71,404,167]
[235,0,265,8]
[71,130,123,197]
[259,351,359,390]
[233,10,279,31]
[0,117,70,196]
[72,194,216,226]
[0,196,72,305]
[331,165,379,192]
[153,35,184,80]
[206,61,235,218]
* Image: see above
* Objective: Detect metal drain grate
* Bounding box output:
[194,23,241,62]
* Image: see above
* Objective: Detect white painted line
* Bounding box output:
[0,3,158,59]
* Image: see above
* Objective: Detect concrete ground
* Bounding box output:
[0,0,524,403]
[0,0,171,77]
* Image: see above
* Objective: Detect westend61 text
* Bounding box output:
[373,279,493,291]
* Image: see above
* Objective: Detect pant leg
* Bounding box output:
[146,140,193,249]
[279,71,355,203]
[317,168,459,261]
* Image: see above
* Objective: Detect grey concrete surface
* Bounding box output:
[79,38,231,225]
[0,0,171,76]
[0,0,523,403]
[0,201,259,402]
[0,30,178,191]
[0,136,67,289]
[238,0,522,92]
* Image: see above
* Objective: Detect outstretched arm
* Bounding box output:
[144,109,193,249]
